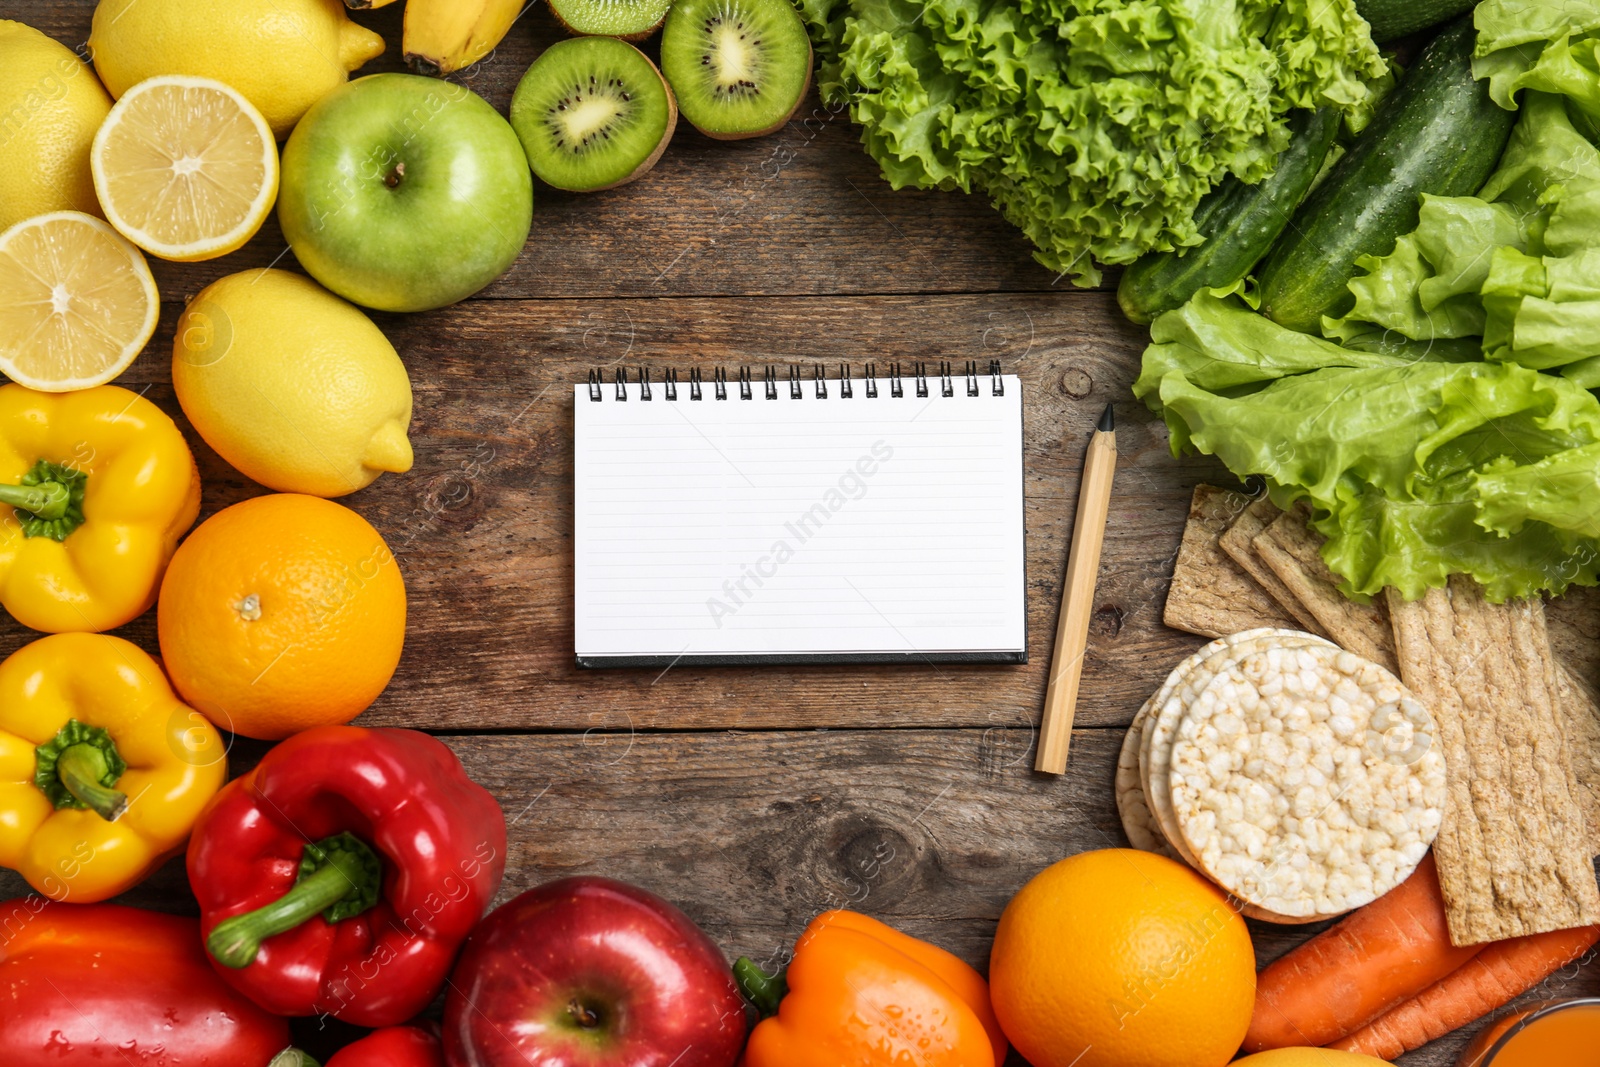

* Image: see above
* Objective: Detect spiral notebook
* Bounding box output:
[573,362,1026,668]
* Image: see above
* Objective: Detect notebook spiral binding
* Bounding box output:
[585,360,1003,401]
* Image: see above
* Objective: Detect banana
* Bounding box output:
[343,0,401,9]
[403,0,525,75]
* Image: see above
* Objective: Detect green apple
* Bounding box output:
[279,74,533,313]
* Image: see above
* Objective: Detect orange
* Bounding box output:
[157,493,405,740]
[988,848,1255,1067]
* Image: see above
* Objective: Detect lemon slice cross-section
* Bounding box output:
[91,75,279,263]
[0,211,159,391]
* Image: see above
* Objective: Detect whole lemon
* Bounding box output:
[0,21,112,231]
[89,0,383,138]
[1234,1051,1392,1066]
[173,269,413,498]
[989,849,1257,1067]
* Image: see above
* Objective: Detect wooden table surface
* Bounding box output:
[4,3,1596,1063]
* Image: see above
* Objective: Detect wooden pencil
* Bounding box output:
[1035,403,1117,775]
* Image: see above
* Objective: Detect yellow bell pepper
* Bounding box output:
[0,384,200,633]
[0,633,227,902]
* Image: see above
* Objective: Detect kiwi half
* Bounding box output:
[547,0,673,41]
[660,0,813,140]
[510,37,678,193]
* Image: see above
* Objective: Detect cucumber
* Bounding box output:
[1117,108,1340,325]
[1355,0,1476,44]
[1257,17,1514,335]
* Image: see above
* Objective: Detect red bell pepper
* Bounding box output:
[0,899,293,1066]
[187,726,506,1028]
[326,1025,445,1067]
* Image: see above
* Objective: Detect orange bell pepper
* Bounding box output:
[735,910,1007,1067]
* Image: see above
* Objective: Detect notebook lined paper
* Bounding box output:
[574,372,1026,667]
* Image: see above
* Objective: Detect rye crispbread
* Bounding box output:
[1253,507,1400,675]
[1164,485,1303,639]
[1387,578,1600,946]
[1218,497,1327,636]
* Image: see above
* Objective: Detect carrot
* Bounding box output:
[1331,922,1600,1060]
[1244,854,1485,1051]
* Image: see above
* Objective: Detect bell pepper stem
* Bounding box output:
[270,1050,320,1067]
[733,957,788,1018]
[34,720,129,820]
[55,743,128,821]
[3,460,87,541]
[0,479,69,519]
[207,832,382,970]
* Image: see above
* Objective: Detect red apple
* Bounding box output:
[444,877,747,1067]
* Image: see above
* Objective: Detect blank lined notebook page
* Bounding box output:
[573,371,1025,667]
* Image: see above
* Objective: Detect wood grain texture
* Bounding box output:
[2,729,1592,1066]
[1,292,1221,733]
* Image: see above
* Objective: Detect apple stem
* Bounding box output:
[385,162,406,189]
[733,957,788,1019]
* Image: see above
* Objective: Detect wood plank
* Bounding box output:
[3,728,1584,1066]
[0,291,1219,732]
[21,2,1075,301]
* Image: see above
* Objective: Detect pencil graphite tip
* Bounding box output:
[1098,403,1115,433]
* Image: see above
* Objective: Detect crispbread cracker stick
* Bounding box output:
[1219,497,1326,636]
[1387,577,1600,946]
[1164,485,1303,639]
[1547,587,1600,701]
[1253,507,1399,675]
[1542,588,1600,856]
[1556,666,1600,854]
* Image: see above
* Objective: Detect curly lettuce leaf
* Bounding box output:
[804,0,1388,284]
[1483,245,1600,368]
[1323,321,1487,362]
[1475,0,1600,54]
[1473,0,1600,110]
[1477,443,1600,544]
[1477,92,1600,214]
[1324,217,1502,343]
[1562,355,1600,386]
[1140,294,1600,600]
[1136,289,1417,402]
[1480,32,1600,124]
[1546,184,1600,255]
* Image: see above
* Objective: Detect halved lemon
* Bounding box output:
[91,75,279,263]
[0,211,159,391]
